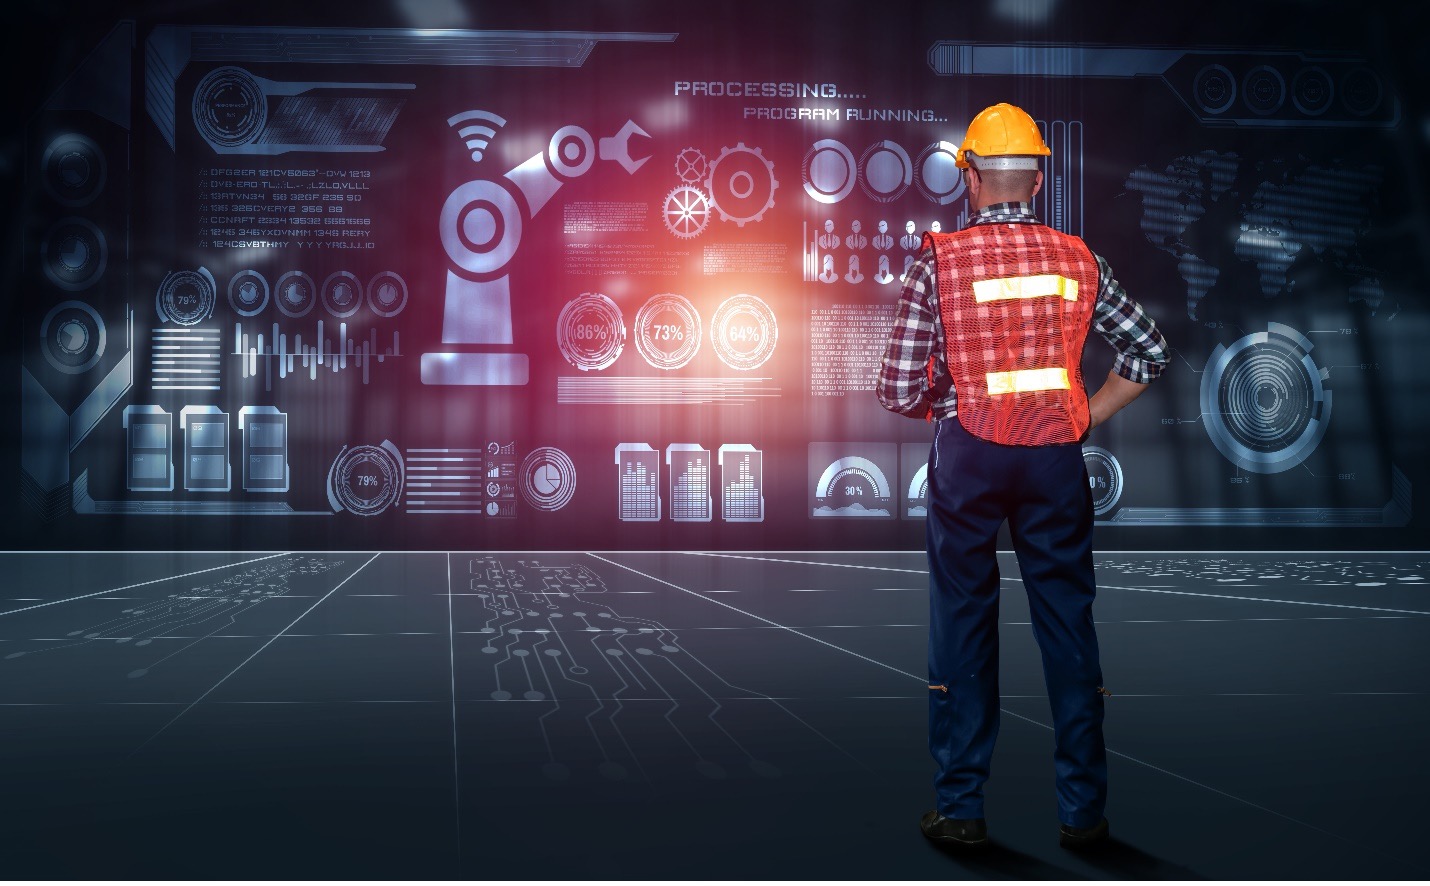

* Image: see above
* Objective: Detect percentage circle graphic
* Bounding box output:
[520,447,577,512]
[321,271,363,319]
[801,139,856,205]
[228,269,270,317]
[274,271,316,318]
[556,292,626,371]
[1081,446,1124,517]
[710,293,778,371]
[157,269,216,326]
[366,271,409,318]
[192,66,267,147]
[331,444,403,517]
[633,293,702,370]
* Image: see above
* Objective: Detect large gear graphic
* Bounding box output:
[674,147,708,185]
[706,142,778,227]
[663,185,711,239]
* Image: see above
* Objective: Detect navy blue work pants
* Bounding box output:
[925,415,1107,829]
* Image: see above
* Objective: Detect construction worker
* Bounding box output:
[876,103,1169,851]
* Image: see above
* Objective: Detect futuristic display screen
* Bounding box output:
[7,1,1427,550]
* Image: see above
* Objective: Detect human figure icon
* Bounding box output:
[874,254,894,285]
[931,220,943,234]
[899,253,915,283]
[872,219,894,252]
[817,218,840,251]
[845,253,864,284]
[819,253,839,284]
[900,219,920,251]
[845,219,867,251]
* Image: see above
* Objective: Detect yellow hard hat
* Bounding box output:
[955,102,1050,170]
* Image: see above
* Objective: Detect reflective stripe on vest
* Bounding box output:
[985,367,1070,395]
[972,273,1079,303]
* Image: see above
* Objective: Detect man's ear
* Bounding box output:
[1031,170,1044,198]
[965,167,980,199]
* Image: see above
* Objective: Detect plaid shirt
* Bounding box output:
[876,202,1169,420]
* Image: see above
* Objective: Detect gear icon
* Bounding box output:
[663,185,711,239]
[674,147,708,185]
[706,142,778,227]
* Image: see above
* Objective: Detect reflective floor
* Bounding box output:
[2,550,1427,879]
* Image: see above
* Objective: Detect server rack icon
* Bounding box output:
[667,444,712,522]
[238,406,288,492]
[615,443,661,522]
[179,405,231,492]
[718,444,764,522]
[122,405,174,492]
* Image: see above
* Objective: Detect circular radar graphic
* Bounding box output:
[40,300,106,374]
[556,292,626,371]
[1081,446,1124,517]
[1200,322,1332,474]
[858,140,913,202]
[156,268,217,326]
[674,147,708,185]
[914,141,966,205]
[711,293,777,371]
[322,271,363,318]
[41,133,106,207]
[634,293,702,370]
[663,185,711,239]
[801,139,856,205]
[366,271,409,318]
[228,269,270,316]
[520,447,577,511]
[274,271,317,318]
[328,444,403,517]
[41,217,107,291]
[192,67,267,148]
[707,142,777,226]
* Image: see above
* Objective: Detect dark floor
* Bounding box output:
[1,549,1427,879]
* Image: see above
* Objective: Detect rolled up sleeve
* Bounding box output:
[1091,253,1169,384]
[876,252,939,417]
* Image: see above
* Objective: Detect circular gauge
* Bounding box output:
[1291,67,1334,116]
[192,66,266,148]
[556,292,625,371]
[547,125,595,178]
[1081,446,1124,517]
[1340,67,1383,116]
[858,140,913,202]
[633,293,702,370]
[710,293,778,371]
[1193,64,1237,115]
[914,141,966,205]
[366,271,409,318]
[40,300,106,374]
[156,269,217,326]
[330,444,403,516]
[274,270,317,318]
[41,217,107,291]
[520,447,577,512]
[41,133,106,207]
[321,271,363,318]
[1242,65,1286,115]
[1200,323,1332,474]
[801,139,856,205]
[228,269,270,316]
[440,179,522,276]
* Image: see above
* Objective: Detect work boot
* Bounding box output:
[920,810,989,848]
[1058,817,1109,850]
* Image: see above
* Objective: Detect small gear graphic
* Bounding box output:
[663,185,711,239]
[706,142,778,227]
[674,146,708,185]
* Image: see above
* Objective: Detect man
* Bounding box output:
[876,103,1169,851]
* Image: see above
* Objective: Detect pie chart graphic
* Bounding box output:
[520,447,576,511]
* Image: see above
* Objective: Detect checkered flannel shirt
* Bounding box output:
[876,202,1169,420]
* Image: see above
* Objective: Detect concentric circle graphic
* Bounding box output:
[801,139,856,205]
[440,179,522,276]
[1340,67,1383,116]
[321,271,363,318]
[858,140,913,202]
[366,271,409,318]
[914,141,965,205]
[1200,323,1332,474]
[1081,446,1124,517]
[41,134,106,207]
[710,293,778,371]
[274,271,317,318]
[547,125,595,178]
[1292,66,1334,116]
[1242,65,1286,116]
[556,292,626,371]
[520,447,577,511]
[1193,64,1237,115]
[156,269,216,326]
[192,67,266,148]
[41,217,107,292]
[228,269,270,317]
[634,293,702,370]
[329,444,403,517]
[40,300,106,374]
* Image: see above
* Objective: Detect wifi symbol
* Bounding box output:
[448,110,507,162]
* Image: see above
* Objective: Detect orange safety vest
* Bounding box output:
[923,223,1099,446]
